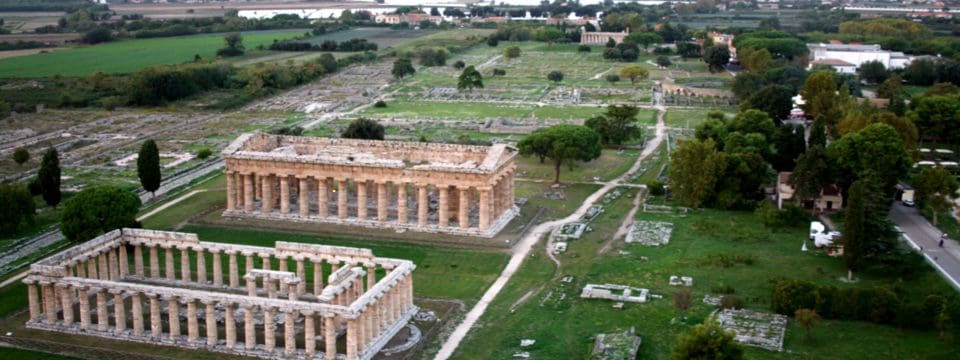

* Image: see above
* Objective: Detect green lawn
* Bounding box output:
[515,149,640,183]
[0,347,80,360]
[451,198,959,359]
[0,29,307,77]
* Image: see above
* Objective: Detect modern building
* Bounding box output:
[807,42,914,70]
[777,172,844,211]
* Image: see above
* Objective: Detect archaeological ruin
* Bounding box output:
[221,133,519,237]
[23,228,417,360]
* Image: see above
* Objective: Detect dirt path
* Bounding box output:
[433,106,667,360]
[476,54,502,70]
[601,187,646,255]
[136,189,207,222]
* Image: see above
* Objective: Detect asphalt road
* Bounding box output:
[889,202,960,290]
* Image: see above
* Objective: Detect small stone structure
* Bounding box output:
[716,309,788,352]
[580,284,649,303]
[23,228,417,360]
[668,276,693,287]
[625,221,673,246]
[222,133,518,238]
[592,326,642,360]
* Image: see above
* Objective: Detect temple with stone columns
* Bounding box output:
[23,228,416,360]
[580,26,628,45]
[221,133,519,237]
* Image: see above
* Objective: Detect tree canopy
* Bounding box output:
[457,66,484,92]
[913,167,959,226]
[547,70,563,83]
[731,31,807,60]
[61,185,141,243]
[38,147,61,208]
[669,138,727,208]
[703,45,730,73]
[585,105,643,147]
[342,118,385,140]
[0,183,35,236]
[137,139,161,197]
[619,65,648,84]
[517,125,602,183]
[12,147,28,166]
[392,58,415,79]
[671,316,744,360]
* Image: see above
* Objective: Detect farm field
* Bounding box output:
[0,29,307,77]
[304,27,433,48]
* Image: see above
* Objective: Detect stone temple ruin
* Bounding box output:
[23,228,416,360]
[222,133,519,237]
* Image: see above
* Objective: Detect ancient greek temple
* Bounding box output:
[580,27,628,45]
[221,133,519,237]
[23,228,416,360]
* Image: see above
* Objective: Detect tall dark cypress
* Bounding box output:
[38,147,61,208]
[137,139,161,197]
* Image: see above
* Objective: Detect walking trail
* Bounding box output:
[434,106,667,359]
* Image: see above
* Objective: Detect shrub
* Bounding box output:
[711,284,736,294]
[721,295,743,310]
[648,180,665,195]
[373,100,387,108]
[492,68,506,76]
[196,147,213,160]
[577,44,591,52]
[452,60,466,69]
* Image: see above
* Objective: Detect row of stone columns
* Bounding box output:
[227,171,515,231]
[77,243,383,299]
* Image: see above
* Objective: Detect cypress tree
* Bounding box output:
[38,147,61,208]
[842,180,867,281]
[137,139,161,197]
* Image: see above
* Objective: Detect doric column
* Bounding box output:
[284,310,296,356]
[397,183,408,224]
[346,318,358,360]
[324,315,337,360]
[108,247,118,280]
[244,306,256,350]
[26,281,40,322]
[168,296,180,340]
[180,246,191,282]
[87,257,98,279]
[244,253,254,286]
[212,249,223,287]
[299,176,310,217]
[296,259,306,295]
[417,185,428,227]
[75,260,86,278]
[261,174,274,213]
[164,246,176,281]
[366,264,376,291]
[280,175,291,214]
[459,187,470,228]
[112,290,126,334]
[356,180,367,220]
[226,171,236,210]
[255,172,261,200]
[119,244,129,277]
[338,179,348,219]
[304,311,316,357]
[196,247,207,284]
[377,182,388,222]
[225,303,237,348]
[313,260,323,295]
[149,295,161,339]
[186,298,199,343]
[438,186,449,227]
[205,301,217,346]
[479,188,491,230]
[317,178,329,218]
[279,256,288,273]
[262,253,272,271]
[59,284,73,325]
[79,286,91,330]
[98,252,108,280]
[149,245,160,278]
[264,307,276,352]
[228,251,239,288]
[96,288,108,331]
[243,173,254,213]
[449,185,459,224]
[131,292,144,336]
[134,244,144,277]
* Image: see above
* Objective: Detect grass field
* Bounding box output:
[451,195,959,359]
[0,29,307,77]
[515,149,640,183]
[304,27,432,48]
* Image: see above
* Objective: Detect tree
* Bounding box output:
[392,58,415,79]
[534,27,565,48]
[517,125,602,183]
[196,148,213,160]
[604,73,620,84]
[794,308,821,342]
[619,65,648,85]
[671,316,744,360]
[452,60,465,69]
[604,105,641,146]
[858,60,888,85]
[655,55,672,68]
[0,183,35,236]
[731,72,767,100]
[81,27,112,44]
[625,32,662,53]
[790,145,831,203]
[38,147,61,208]
[843,180,867,281]
[809,116,827,148]
[418,47,449,66]
[457,66,483,92]
[828,123,911,195]
[739,48,772,73]
[740,84,794,121]
[12,147,28,167]
[342,118,385,140]
[216,32,244,57]
[486,37,499,47]
[876,74,903,99]
[137,140,161,198]
[605,37,616,48]
[913,167,959,226]
[669,138,727,208]
[672,288,692,321]
[503,46,521,60]
[801,70,842,126]
[547,70,563,83]
[677,42,701,58]
[703,45,730,73]
[908,94,960,146]
[772,124,806,171]
[60,186,141,243]
[903,58,936,86]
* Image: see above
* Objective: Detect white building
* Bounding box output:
[806,43,913,71]
[809,58,857,74]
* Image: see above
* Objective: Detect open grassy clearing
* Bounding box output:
[663,108,731,129]
[0,29,307,77]
[515,149,640,183]
[0,346,80,360]
[453,198,957,359]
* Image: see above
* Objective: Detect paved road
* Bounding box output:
[889,203,960,290]
[433,106,668,360]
